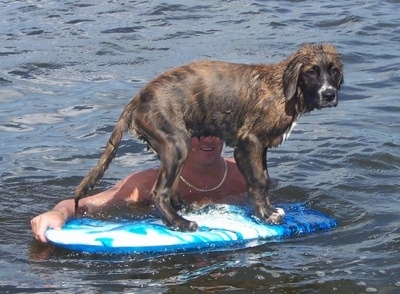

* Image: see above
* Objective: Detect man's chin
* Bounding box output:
[199,149,221,161]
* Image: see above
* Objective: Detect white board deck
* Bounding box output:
[45,204,337,254]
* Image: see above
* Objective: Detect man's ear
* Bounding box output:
[283,62,302,101]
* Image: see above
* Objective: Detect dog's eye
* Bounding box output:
[307,68,317,76]
[306,65,320,76]
[331,67,339,75]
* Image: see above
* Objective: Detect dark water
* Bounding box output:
[1,0,399,293]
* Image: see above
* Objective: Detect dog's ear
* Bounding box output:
[283,62,303,101]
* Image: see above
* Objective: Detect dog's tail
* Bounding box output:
[74,110,131,215]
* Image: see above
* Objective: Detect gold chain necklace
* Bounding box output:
[179,159,227,192]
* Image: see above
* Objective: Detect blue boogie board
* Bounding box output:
[45,204,337,254]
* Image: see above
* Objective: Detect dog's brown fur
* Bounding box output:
[74,43,343,231]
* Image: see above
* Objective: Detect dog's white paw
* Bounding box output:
[267,207,285,224]
[276,207,285,218]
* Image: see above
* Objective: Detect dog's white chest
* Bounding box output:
[282,119,298,143]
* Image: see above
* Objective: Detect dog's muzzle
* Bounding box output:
[318,87,338,108]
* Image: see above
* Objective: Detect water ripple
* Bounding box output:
[0,0,399,292]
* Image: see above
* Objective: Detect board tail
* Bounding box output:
[74,110,131,213]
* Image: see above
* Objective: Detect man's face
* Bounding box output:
[189,136,224,165]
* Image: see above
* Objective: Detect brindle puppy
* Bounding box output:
[74,43,344,231]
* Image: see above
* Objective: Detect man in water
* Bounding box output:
[31,136,249,243]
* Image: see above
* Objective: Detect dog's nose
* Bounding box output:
[321,88,337,102]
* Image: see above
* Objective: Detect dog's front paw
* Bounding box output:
[267,207,285,224]
[173,219,199,232]
[257,207,285,225]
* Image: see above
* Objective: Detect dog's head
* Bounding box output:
[283,43,344,112]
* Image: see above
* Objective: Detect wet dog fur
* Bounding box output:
[74,43,344,231]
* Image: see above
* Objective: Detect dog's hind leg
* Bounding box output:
[234,134,284,224]
[150,135,199,231]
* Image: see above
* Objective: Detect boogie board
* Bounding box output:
[45,204,337,254]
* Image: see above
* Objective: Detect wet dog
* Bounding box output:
[74,43,343,231]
